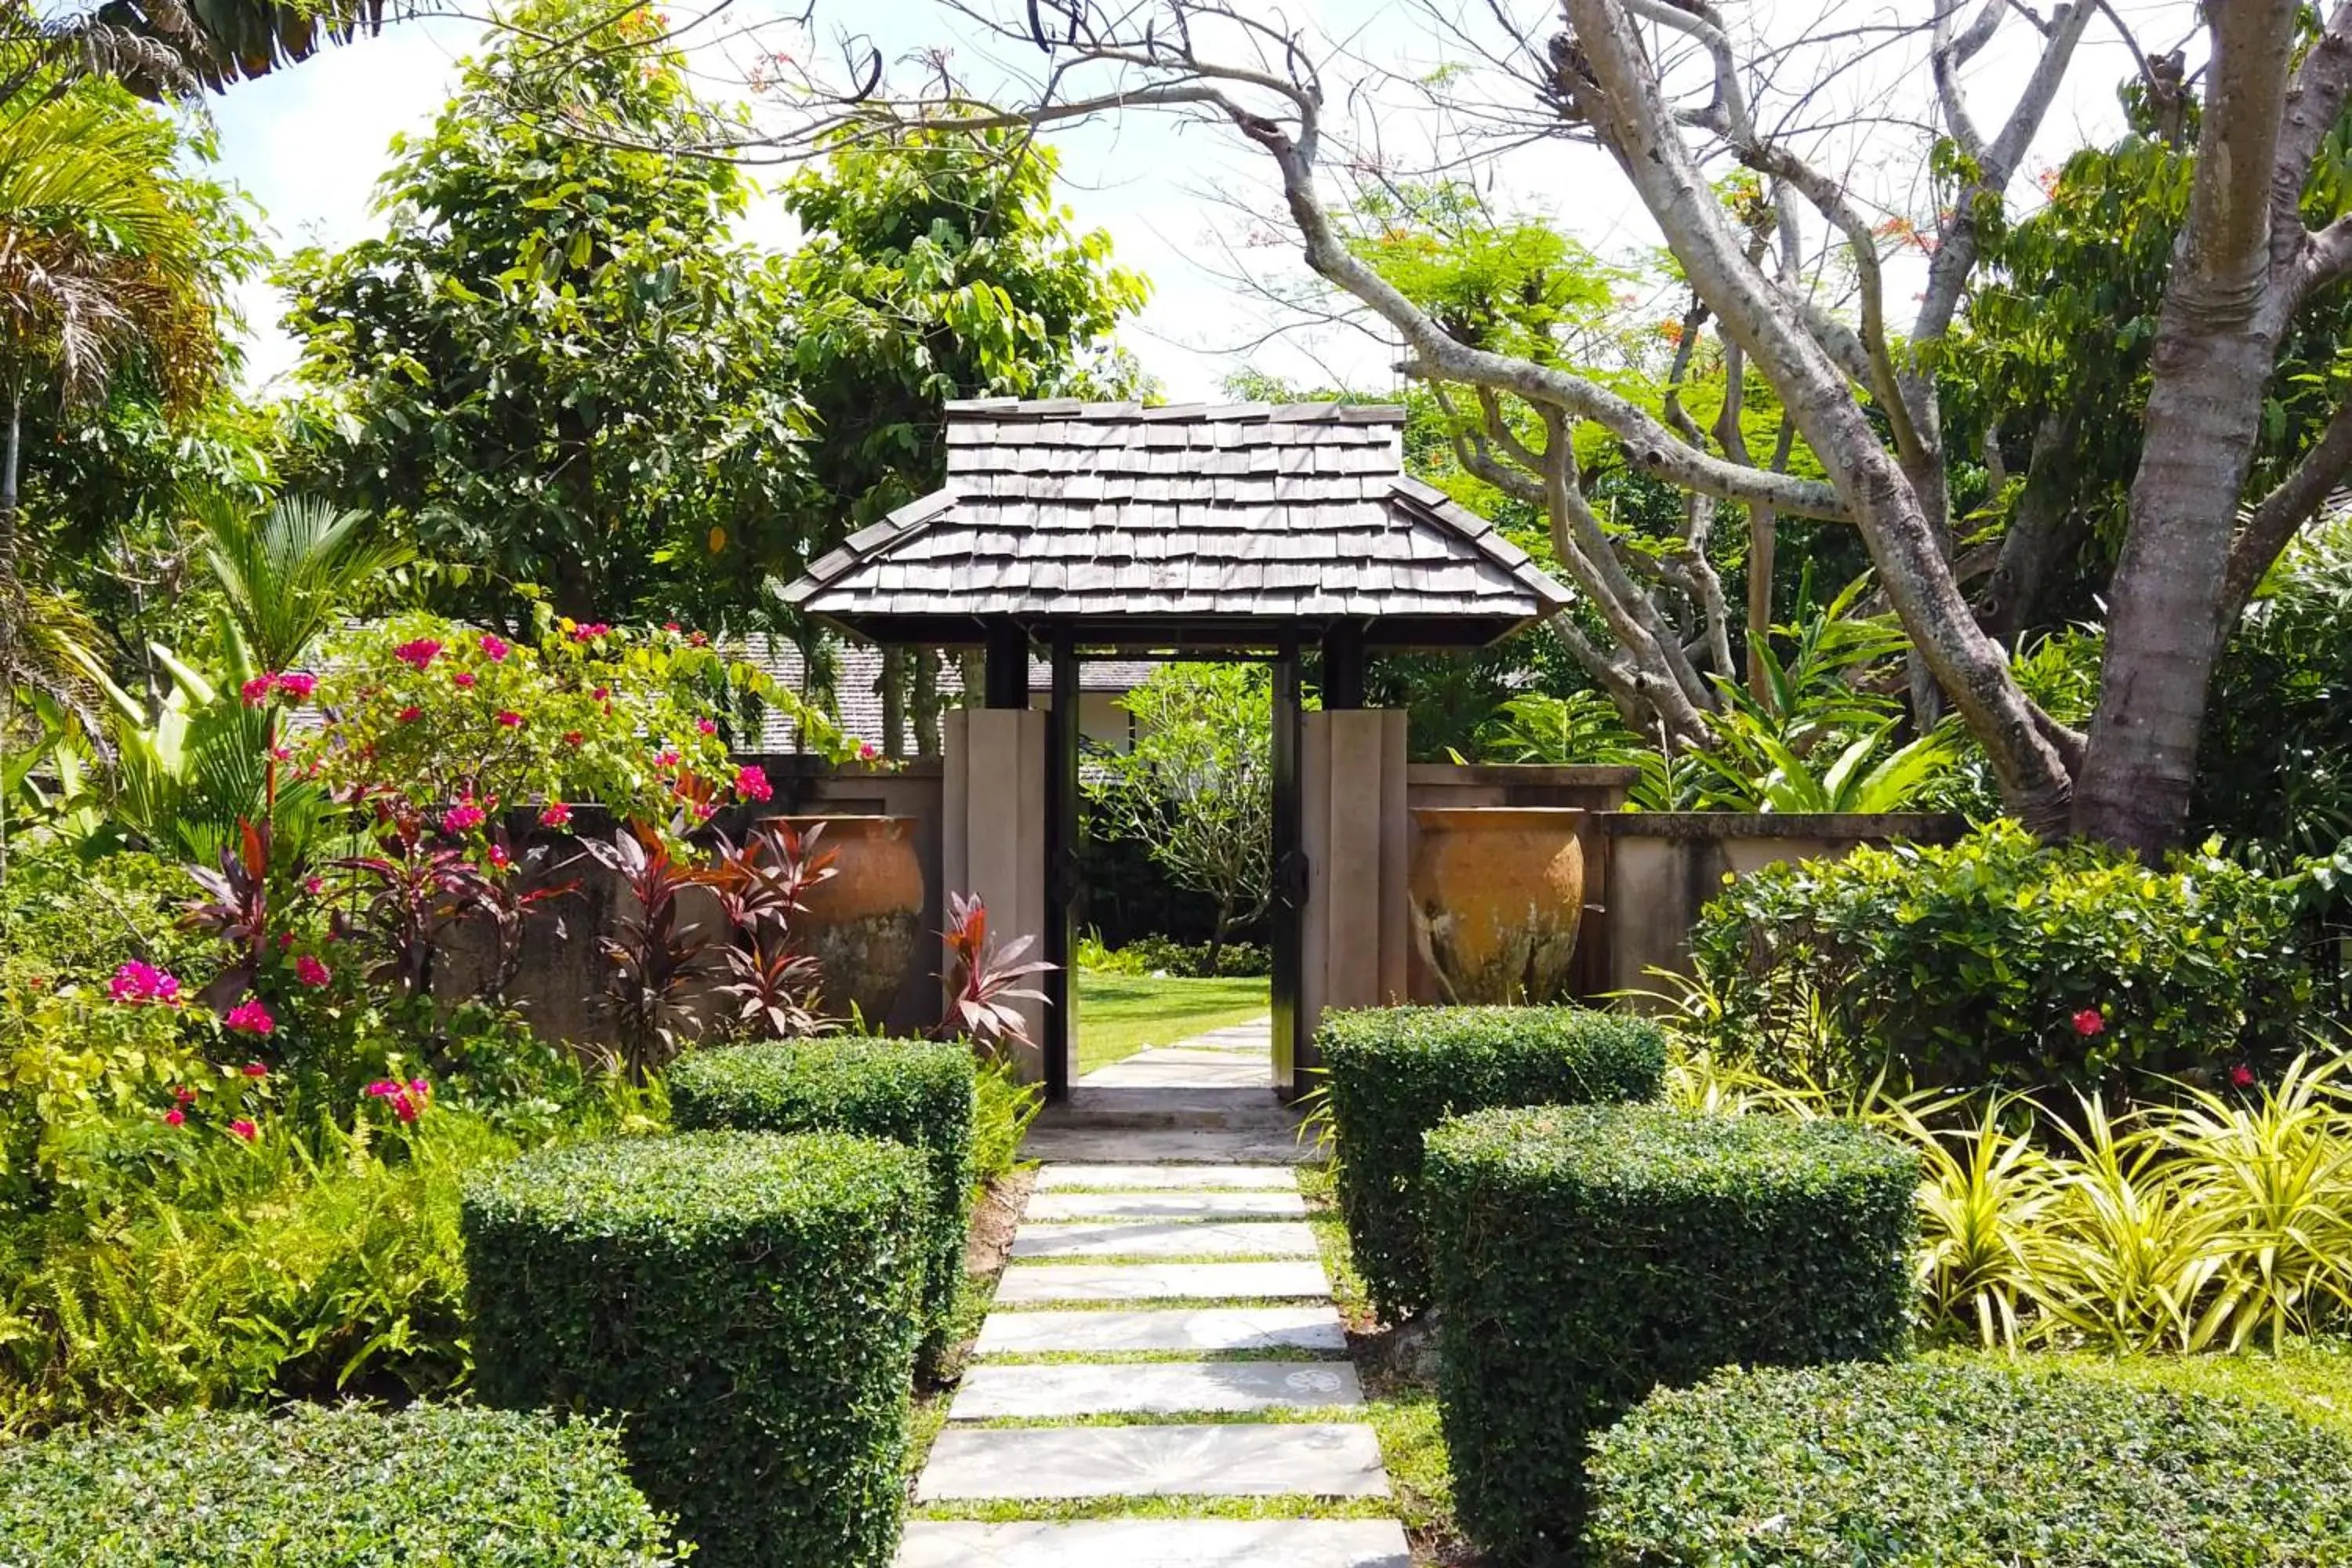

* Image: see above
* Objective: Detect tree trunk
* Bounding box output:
[2072,0,2302,855]
[912,648,942,757]
[1207,898,1230,972]
[1976,412,2084,648]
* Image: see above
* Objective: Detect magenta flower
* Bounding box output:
[591,686,610,702]
[539,800,572,828]
[239,676,274,707]
[227,1119,257,1142]
[163,1107,186,1127]
[857,740,879,761]
[488,844,513,869]
[2071,1008,2106,1038]
[452,670,477,690]
[397,705,423,723]
[663,621,681,632]
[2231,1063,2257,1089]
[223,1000,274,1036]
[495,710,525,728]
[441,800,487,834]
[562,730,585,747]
[303,875,324,898]
[172,1086,197,1107]
[274,671,318,702]
[479,633,510,662]
[242,1061,269,1079]
[735,764,774,804]
[365,1077,431,1123]
[697,717,718,736]
[109,960,182,1007]
[392,638,442,670]
[296,955,332,988]
[655,747,681,768]
[568,622,612,642]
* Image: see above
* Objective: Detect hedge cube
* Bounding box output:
[1587,1359,2352,1566]
[1318,1004,1664,1316]
[669,1038,976,1363]
[463,1131,928,1568]
[1424,1104,1917,1564]
[0,1403,678,1566]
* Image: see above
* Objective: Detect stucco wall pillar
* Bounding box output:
[942,706,1048,1083]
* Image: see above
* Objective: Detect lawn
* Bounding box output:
[1075,970,1271,1074]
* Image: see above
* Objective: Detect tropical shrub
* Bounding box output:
[974,1057,1043,1185]
[669,1039,976,1361]
[1584,1359,2352,1566]
[464,1131,927,1568]
[1082,932,1273,978]
[1423,1104,1917,1563]
[1317,1004,1665,1318]
[0,1402,680,1566]
[1690,820,2309,1094]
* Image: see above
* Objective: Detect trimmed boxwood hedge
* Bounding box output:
[1587,1359,2352,1566]
[669,1038,976,1363]
[1318,1004,1664,1317]
[463,1131,928,1568]
[1424,1104,1917,1565]
[0,1403,677,1566]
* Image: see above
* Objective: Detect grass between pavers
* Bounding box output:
[1301,1165,1468,1566]
[1076,970,1272,1073]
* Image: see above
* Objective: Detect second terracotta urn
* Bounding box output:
[768,815,924,1025]
[1408,807,1586,1004]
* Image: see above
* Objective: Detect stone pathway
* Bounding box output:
[901,1020,1410,1568]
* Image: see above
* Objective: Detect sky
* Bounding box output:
[201,0,2179,404]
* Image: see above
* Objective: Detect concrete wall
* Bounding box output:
[1297,710,1411,1086]
[1598,811,1964,998]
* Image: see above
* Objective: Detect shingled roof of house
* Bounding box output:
[779,400,1571,648]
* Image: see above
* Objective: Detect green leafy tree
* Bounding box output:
[1085,663,1279,965]
[278,0,815,627]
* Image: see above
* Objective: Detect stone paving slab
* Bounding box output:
[915,1422,1390,1501]
[1024,1190,1306,1221]
[951,1359,1363,1419]
[1011,1220,1319,1260]
[975,1305,1345,1356]
[993,1261,1332,1304]
[895,1519,1412,1567]
[1083,1058,1272,1089]
[1035,1164,1299,1190]
[1020,1127,1320,1164]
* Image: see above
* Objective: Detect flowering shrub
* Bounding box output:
[300,612,855,829]
[1688,821,2310,1094]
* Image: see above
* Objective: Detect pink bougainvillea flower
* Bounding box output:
[441,800,487,834]
[2230,1063,2257,1089]
[488,844,513,869]
[227,1119,257,1142]
[539,800,572,828]
[568,622,612,642]
[478,633,511,662]
[2071,1008,2106,1038]
[164,1107,186,1127]
[697,717,718,736]
[735,764,773,804]
[857,740,879,761]
[495,709,524,728]
[242,1061,269,1079]
[562,730,585,747]
[693,801,716,822]
[239,675,274,707]
[224,1000,274,1036]
[296,955,332,988]
[268,744,293,762]
[590,686,610,702]
[663,621,681,632]
[655,747,681,768]
[274,671,318,702]
[452,670,477,689]
[172,1085,198,1106]
[392,638,442,670]
[396,704,423,724]
[303,875,324,898]
[688,630,709,648]
[277,931,295,949]
[109,960,182,1007]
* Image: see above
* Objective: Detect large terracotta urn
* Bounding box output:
[1408,807,1586,1004]
[768,815,924,1025]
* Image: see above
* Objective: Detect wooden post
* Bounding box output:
[1043,632,1080,1103]
[1269,639,1305,1096]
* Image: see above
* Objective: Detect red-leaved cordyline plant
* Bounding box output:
[934,891,1054,1063]
[585,822,718,1082]
[182,818,294,1011]
[710,822,837,1040]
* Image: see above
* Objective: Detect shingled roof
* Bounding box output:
[779,400,1572,649]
